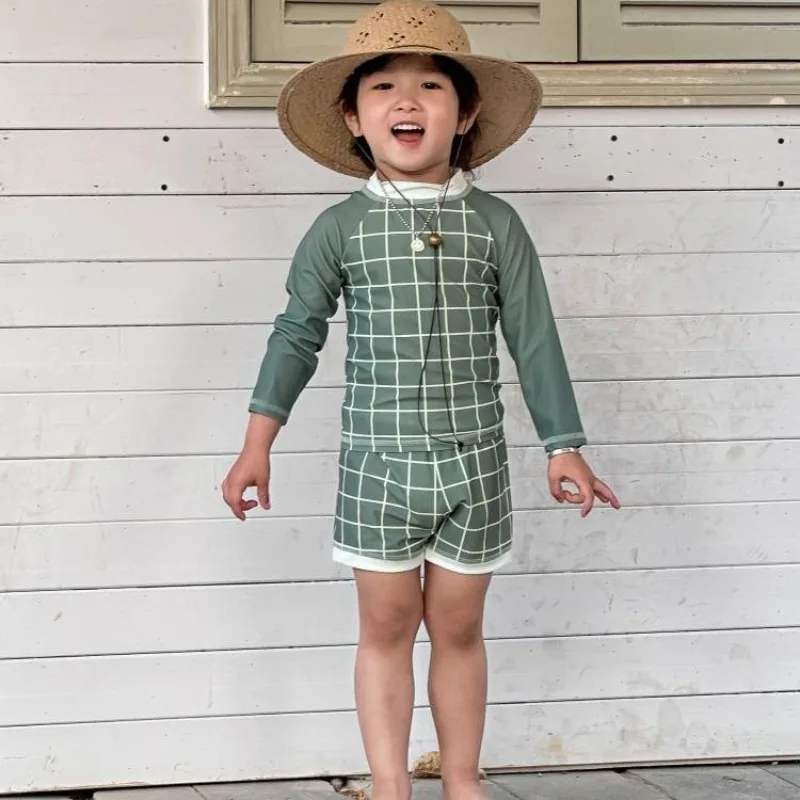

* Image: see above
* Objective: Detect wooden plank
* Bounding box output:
[766,765,800,789]
[543,107,800,126]
[492,772,668,800]
[0,65,272,130]
[2,253,800,327]
[3,64,800,129]
[0,0,202,62]
[2,378,799,458]
[0,517,346,590]
[0,130,354,196]
[2,502,797,591]
[1,127,797,195]
[2,565,800,657]
[1,314,797,394]
[1,441,797,525]
[3,627,800,725]
[1,191,800,262]
[629,764,800,800]
[3,692,800,791]
[497,124,798,190]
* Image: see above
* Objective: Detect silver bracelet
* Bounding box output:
[547,446,581,460]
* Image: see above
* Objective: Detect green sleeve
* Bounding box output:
[494,203,587,452]
[248,208,345,424]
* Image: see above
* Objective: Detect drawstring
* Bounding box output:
[417,238,464,451]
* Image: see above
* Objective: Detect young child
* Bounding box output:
[222,0,621,796]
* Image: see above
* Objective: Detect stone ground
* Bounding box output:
[12,762,800,800]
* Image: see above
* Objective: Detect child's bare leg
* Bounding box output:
[353,567,424,800]
[423,562,493,800]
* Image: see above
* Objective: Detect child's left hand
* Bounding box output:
[548,452,621,517]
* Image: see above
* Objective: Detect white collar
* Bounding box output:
[366,168,470,200]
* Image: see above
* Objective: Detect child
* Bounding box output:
[222,0,621,796]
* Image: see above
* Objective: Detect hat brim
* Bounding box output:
[277,48,543,179]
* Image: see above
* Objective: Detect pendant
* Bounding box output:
[428,232,443,248]
[411,236,425,252]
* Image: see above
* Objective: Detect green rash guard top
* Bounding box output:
[249,178,587,454]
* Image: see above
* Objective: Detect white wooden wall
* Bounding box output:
[2,0,800,793]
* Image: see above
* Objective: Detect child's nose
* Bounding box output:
[394,93,421,112]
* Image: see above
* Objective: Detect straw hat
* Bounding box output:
[277,0,543,178]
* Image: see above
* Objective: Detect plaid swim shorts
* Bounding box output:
[332,436,513,574]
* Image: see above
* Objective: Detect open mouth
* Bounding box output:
[391,123,425,144]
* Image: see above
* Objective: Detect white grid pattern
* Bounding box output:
[333,437,513,570]
[340,199,502,452]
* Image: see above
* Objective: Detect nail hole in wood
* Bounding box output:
[611,135,618,142]
[163,135,170,142]
[778,180,785,188]
[607,175,615,182]
[161,184,168,191]
[778,137,785,144]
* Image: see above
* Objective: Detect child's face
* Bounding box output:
[343,55,477,183]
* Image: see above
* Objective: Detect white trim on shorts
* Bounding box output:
[332,544,513,575]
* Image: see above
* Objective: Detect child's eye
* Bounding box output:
[371,82,393,91]
[422,81,442,90]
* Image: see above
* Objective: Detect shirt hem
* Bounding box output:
[340,423,504,452]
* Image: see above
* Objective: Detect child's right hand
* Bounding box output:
[221,447,271,520]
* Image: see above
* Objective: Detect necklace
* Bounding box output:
[375,171,454,252]
[389,201,439,252]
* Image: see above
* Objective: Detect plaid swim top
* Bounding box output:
[249,180,587,453]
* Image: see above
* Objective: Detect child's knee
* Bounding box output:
[425,608,484,649]
[359,597,423,647]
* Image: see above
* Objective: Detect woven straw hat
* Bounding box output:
[277,0,543,178]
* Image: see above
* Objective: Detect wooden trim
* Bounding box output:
[206,0,254,108]
[206,0,800,108]
[541,63,800,107]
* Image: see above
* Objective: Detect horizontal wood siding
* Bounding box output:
[4,693,800,790]
[2,192,800,261]
[3,253,800,325]
[1,1,800,793]
[0,0,202,62]
[4,628,800,725]
[4,379,800,457]
[5,567,800,658]
[0,128,797,194]
[2,443,798,524]
[8,62,800,128]
[0,502,796,591]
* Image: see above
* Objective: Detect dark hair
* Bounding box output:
[337,54,481,173]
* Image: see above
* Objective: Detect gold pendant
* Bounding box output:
[427,232,443,248]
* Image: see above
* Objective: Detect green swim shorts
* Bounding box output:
[332,436,513,574]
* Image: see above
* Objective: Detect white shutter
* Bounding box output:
[581,0,800,61]
[251,0,577,63]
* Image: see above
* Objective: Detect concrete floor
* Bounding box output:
[51,762,800,800]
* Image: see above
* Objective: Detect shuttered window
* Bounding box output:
[207,0,800,107]
[581,0,800,60]
[250,0,578,63]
